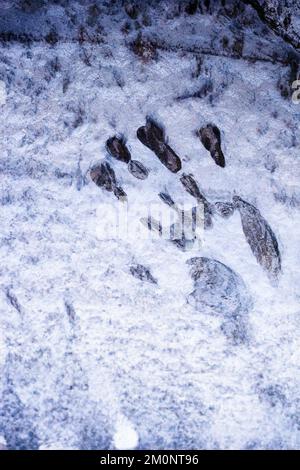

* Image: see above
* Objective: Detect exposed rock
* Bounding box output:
[113,186,127,200]
[180,173,206,202]
[140,214,197,251]
[64,301,76,325]
[106,136,131,163]
[106,136,149,179]
[233,196,281,281]
[158,191,176,208]
[5,288,22,315]
[186,257,251,344]
[246,0,300,51]
[187,257,249,316]
[198,124,225,168]
[170,222,197,251]
[159,191,202,233]
[180,173,213,228]
[158,144,182,173]
[277,54,299,99]
[130,264,157,284]
[137,118,182,173]
[140,215,162,235]
[128,160,149,179]
[138,118,165,145]
[214,201,235,218]
[90,162,115,191]
[90,162,127,200]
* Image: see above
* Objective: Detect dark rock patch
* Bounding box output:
[106,136,131,163]
[198,124,225,167]
[137,118,182,173]
[233,196,281,281]
[140,215,197,252]
[214,201,235,218]
[128,160,149,180]
[158,191,176,208]
[186,257,251,344]
[180,173,213,228]
[106,136,149,180]
[90,162,127,200]
[130,264,157,284]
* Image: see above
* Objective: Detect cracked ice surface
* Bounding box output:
[0,1,300,450]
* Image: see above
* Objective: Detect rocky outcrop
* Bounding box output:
[90,162,127,200]
[187,257,251,344]
[245,0,300,51]
[234,196,281,281]
[137,118,182,173]
[198,124,225,168]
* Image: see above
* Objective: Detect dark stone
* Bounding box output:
[180,173,203,201]
[245,0,300,51]
[106,136,131,163]
[170,223,196,251]
[187,257,246,310]
[277,55,299,100]
[158,144,182,173]
[214,201,235,218]
[137,119,182,173]
[128,160,149,179]
[130,264,157,284]
[90,162,116,192]
[137,118,165,154]
[159,191,200,250]
[198,124,225,168]
[180,173,213,228]
[90,162,127,200]
[158,191,175,208]
[5,289,22,315]
[113,186,127,200]
[233,196,281,281]
[64,301,76,324]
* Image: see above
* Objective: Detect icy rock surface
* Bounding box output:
[187,257,250,317]
[187,257,251,345]
[0,0,300,450]
[234,196,282,282]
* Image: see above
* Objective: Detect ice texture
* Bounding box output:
[0,0,300,450]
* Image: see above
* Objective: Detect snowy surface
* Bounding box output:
[0,0,300,450]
